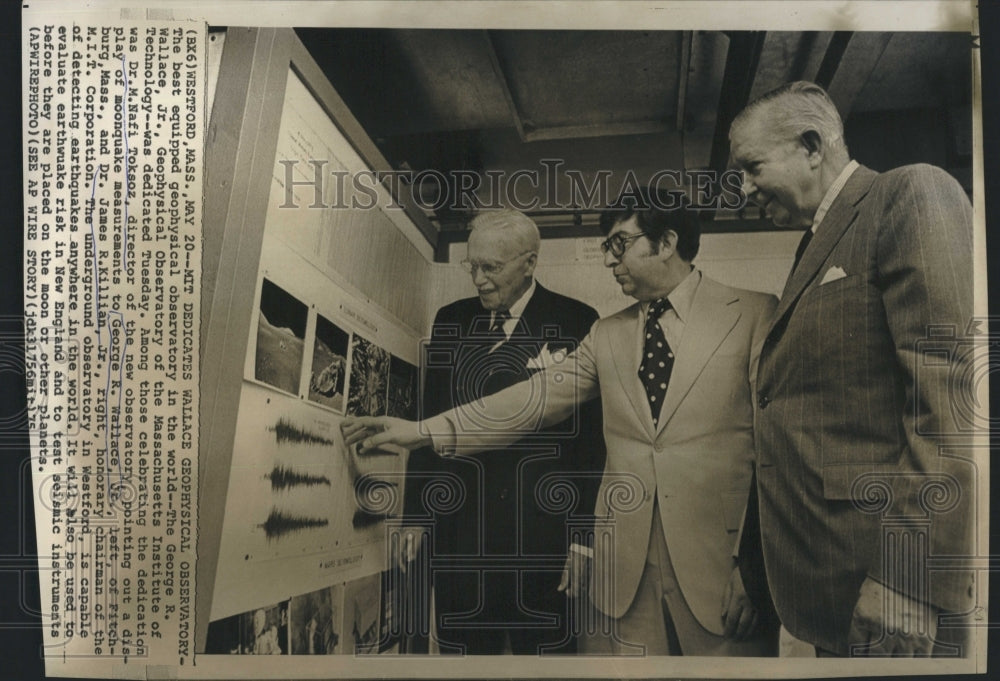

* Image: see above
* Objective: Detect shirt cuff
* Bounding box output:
[569,543,593,558]
[425,414,457,455]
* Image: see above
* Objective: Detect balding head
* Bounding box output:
[731,81,847,158]
[468,209,541,254]
[465,210,540,311]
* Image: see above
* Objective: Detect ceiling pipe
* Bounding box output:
[676,30,693,132]
[706,30,767,220]
[814,31,853,89]
[483,30,527,142]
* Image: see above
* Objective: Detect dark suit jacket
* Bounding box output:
[404,283,605,619]
[751,164,976,655]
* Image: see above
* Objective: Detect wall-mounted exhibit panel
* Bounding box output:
[199,29,431,654]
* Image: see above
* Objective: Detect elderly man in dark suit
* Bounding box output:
[402,209,605,654]
[728,81,976,656]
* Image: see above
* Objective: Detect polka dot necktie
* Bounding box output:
[639,297,674,426]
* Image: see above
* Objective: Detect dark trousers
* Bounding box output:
[433,568,576,655]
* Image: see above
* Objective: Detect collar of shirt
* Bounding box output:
[491,278,535,337]
[640,267,699,326]
[810,159,860,234]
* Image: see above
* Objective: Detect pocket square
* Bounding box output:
[525,343,568,370]
[820,266,847,285]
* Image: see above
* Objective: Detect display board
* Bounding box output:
[198,35,432,656]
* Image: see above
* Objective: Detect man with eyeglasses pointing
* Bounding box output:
[347,192,778,655]
[401,209,606,654]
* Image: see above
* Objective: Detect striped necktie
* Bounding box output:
[488,309,510,344]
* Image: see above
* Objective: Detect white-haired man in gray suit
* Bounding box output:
[728,80,976,657]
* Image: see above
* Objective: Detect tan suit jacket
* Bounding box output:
[426,275,776,637]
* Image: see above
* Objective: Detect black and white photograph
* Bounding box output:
[386,355,419,420]
[203,613,244,655]
[309,314,351,411]
[290,584,344,655]
[196,10,986,677]
[13,1,995,680]
[344,573,383,655]
[254,278,308,395]
[204,601,292,655]
[239,601,289,655]
[346,334,391,418]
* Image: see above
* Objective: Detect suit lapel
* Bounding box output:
[608,305,656,439]
[509,283,547,342]
[768,166,877,334]
[656,279,740,435]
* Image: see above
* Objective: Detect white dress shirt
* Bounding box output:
[810,159,860,233]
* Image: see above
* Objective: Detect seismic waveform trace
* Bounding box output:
[266,464,332,490]
[269,418,337,446]
[259,508,329,540]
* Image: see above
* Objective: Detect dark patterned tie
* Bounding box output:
[639,298,674,426]
[790,228,814,274]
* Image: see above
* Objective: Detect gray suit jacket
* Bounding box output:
[753,164,976,654]
[426,274,776,635]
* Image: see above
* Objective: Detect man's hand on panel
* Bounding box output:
[341,416,431,454]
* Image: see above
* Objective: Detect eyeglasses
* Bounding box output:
[460,251,534,276]
[599,232,647,258]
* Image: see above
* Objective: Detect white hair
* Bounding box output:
[732,81,847,155]
[468,209,541,253]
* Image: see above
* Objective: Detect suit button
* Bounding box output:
[758,392,770,409]
[499,488,509,501]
